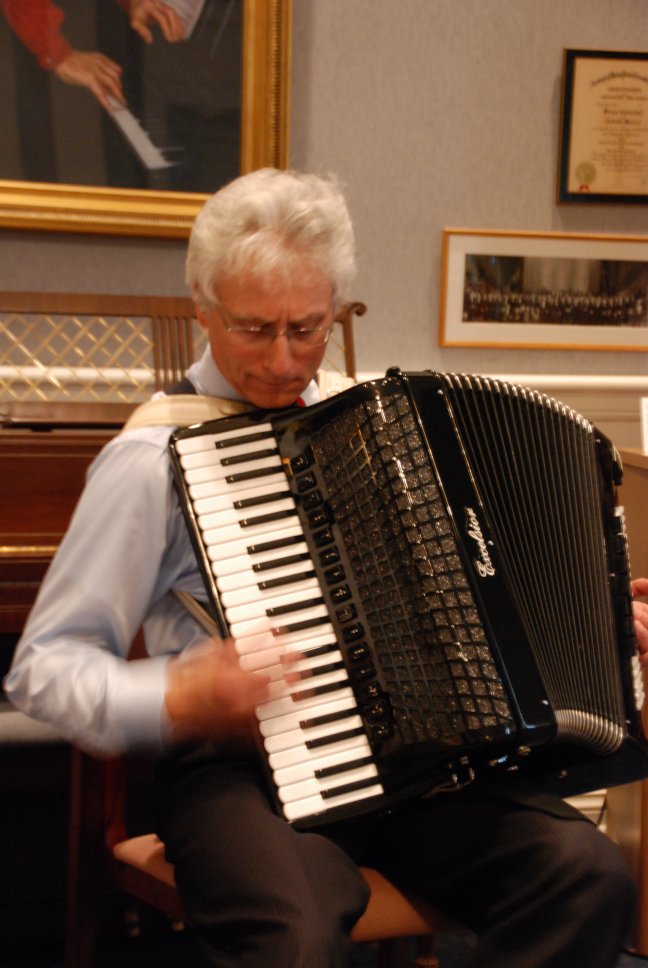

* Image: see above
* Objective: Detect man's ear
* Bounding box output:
[194,303,209,330]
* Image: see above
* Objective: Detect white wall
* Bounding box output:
[1,0,647,413]
[290,0,648,382]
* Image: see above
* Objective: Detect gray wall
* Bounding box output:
[1,0,647,380]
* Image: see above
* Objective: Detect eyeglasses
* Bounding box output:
[215,301,333,351]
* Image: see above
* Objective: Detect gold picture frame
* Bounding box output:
[440,228,648,352]
[0,0,291,238]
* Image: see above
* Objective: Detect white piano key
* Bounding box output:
[256,647,344,683]
[174,423,274,455]
[282,785,384,823]
[277,763,379,805]
[179,435,277,470]
[264,666,347,703]
[210,539,309,576]
[184,454,282,486]
[223,581,321,619]
[259,704,361,739]
[198,497,297,533]
[207,526,305,563]
[273,747,371,787]
[106,96,174,170]
[233,621,337,655]
[238,633,337,671]
[263,717,363,756]
[216,553,312,592]
[193,480,291,516]
[203,513,299,547]
[267,730,368,771]
[229,602,329,640]
[256,682,353,722]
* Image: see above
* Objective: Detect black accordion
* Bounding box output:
[169,370,648,828]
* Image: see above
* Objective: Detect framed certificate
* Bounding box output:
[558,49,648,204]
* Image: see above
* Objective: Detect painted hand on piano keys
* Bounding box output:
[632,578,648,666]
[55,51,126,112]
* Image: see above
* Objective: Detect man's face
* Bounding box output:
[197,263,334,410]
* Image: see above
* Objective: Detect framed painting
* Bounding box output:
[0,0,291,237]
[558,48,648,204]
[439,228,648,352]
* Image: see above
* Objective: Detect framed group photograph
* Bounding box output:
[558,48,648,204]
[0,0,291,237]
[439,228,648,352]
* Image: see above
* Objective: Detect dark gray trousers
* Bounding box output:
[155,753,635,968]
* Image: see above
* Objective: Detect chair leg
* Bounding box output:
[65,749,106,968]
[414,933,440,968]
[377,936,439,968]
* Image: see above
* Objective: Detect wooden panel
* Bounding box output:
[0,429,115,634]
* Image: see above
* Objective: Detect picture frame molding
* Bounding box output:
[558,48,648,205]
[0,0,292,238]
[439,227,648,352]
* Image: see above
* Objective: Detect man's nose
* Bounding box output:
[264,332,294,368]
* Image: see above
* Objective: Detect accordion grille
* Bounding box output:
[309,388,516,747]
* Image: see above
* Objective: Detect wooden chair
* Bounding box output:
[65,749,453,968]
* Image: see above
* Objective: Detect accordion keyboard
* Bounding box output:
[173,421,385,823]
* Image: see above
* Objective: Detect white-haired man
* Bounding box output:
[7,168,645,968]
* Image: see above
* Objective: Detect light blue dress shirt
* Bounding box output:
[4,349,319,755]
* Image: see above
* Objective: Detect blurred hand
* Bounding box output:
[164,640,270,746]
[55,51,125,111]
[129,0,186,43]
[632,578,648,667]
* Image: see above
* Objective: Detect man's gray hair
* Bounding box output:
[186,168,356,310]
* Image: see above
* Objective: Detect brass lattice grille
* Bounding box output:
[0,310,206,404]
[0,294,362,406]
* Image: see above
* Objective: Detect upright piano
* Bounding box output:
[0,401,132,660]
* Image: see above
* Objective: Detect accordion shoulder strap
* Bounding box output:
[122,394,251,431]
[121,371,355,432]
[173,589,222,638]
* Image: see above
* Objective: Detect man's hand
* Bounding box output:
[632,578,648,666]
[164,640,270,746]
[55,51,125,111]
[129,1,186,43]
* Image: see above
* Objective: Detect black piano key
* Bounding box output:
[240,508,298,528]
[272,616,330,636]
[305,726,365,750]
[220,447,278,466]
[298,642,338,661]
[315,755,374,779]
[294,660,345,681]
[234,489,290,509]
[226,466,284,483]
[215,430,275,449]
[299,706,358,729]
[258,568,316,590]
[247,534,304,555]
[321,776,382,800]
[253,551,311,573]
[267,596,324,617]
[290,680,345,702]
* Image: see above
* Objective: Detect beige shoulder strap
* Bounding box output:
[122,394,251,432]
[122,371,355,433]
[317,370,356,399]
